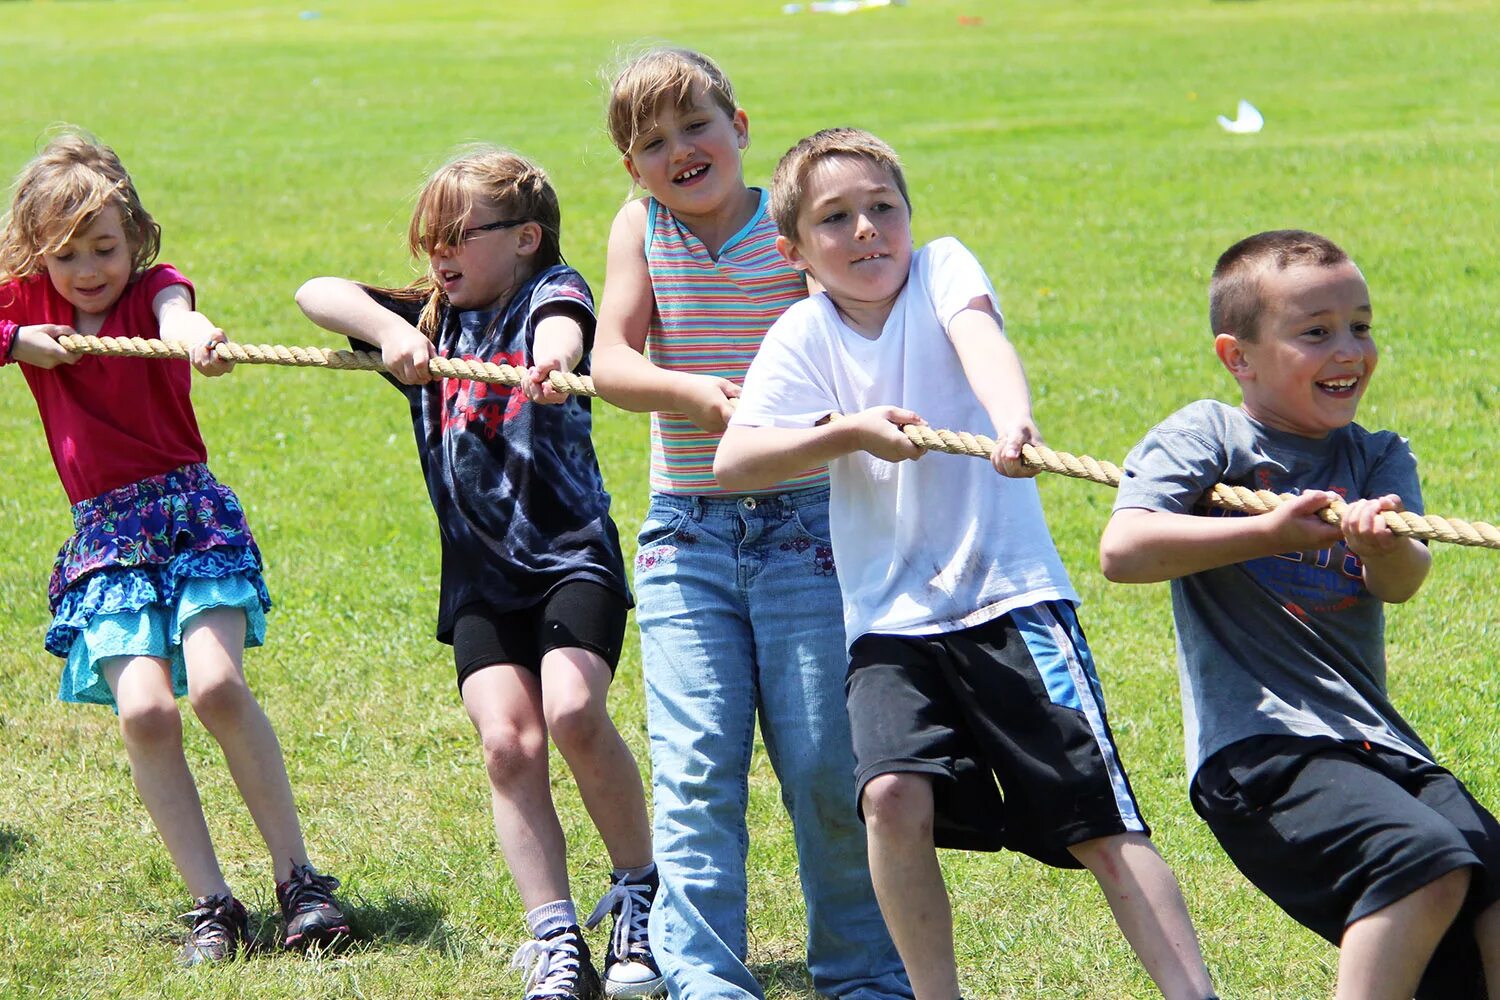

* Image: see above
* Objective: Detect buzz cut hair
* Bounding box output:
[769,127,910,241]
[1209,229,1350,341]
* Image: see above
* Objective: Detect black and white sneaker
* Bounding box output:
[510,924,603,1000]
[585,871,665,999]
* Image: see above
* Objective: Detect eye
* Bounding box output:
[1353,322,1373,337]
[872,201,894,213]
[819,211,847,226]
[641,137,664,152]
[54,251,75,263]
[97,245,117,256]
[1301,326,1328,340]
[686,119,708,132]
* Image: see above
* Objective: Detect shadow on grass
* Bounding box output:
[245,890,452,955]
[751,958,820,998]
[0,826,30,874]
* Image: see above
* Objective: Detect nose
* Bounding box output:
[1331,327,1364,362]
[668,131,694,163]
[854,212,878,240]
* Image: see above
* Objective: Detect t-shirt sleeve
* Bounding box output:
[1114,414,1227,514]
[0,279,26,364]
[139,264,196,318]
[923,237,1003,333]
[731,306,839,430]
[528,267,597,356]
[1363,432,1424,516]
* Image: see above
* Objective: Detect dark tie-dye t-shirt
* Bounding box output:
[357,265,630,642]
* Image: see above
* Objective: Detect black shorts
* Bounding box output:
[451,580,628,691]
[845,601,1148,867]
[1192,734,1500,999]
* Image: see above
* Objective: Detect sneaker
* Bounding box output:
[276,862,350,949]
[585,871,664,999]
[510,924,603,1000]
[175,893,248,966]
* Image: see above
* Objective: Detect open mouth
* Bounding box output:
[674,164,708,184]
[1315,375,1361,396]
[851,252,887,263]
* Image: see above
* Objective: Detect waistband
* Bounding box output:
[72,464,220,527]
[648,484,830,519]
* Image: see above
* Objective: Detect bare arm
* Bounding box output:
[524,310,585,405]
[1099,491,1347,583]
[591,200,743,432]
[947,298,1040,478]
[715,406,925,493]
[295,276,436,385]
[154,283,233,376]
[1340,495,1431,603]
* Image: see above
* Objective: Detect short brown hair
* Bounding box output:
[606,47,737,154]
[769,128,910,240]
[0,128,160,283]
[1209,230,1350,341]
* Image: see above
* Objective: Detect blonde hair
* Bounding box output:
[0,129,160,283]
[770,127,910,240]
[375,146,563,338]
[606,47,737,154]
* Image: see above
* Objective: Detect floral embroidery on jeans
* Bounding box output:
[813,545,835,576]
[636,545,678,572]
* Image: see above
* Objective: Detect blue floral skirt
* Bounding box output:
[46,464,273,708]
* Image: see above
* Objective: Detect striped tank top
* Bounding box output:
[644,189,828,496]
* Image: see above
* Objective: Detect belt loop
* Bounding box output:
[690,496,705,522]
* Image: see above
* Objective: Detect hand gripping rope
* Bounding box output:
[57,334,1500,551]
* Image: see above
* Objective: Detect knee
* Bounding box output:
[118,694,183,751]
[861,773,934,843]
[187,667,254,729]
[544,693,608,756]
[477,719,548,786]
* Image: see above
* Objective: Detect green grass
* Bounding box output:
[2,0,1498,996]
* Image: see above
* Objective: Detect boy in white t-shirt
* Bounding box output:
[714,128,1215,1000]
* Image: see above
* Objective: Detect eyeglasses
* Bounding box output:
[460,219,528,242]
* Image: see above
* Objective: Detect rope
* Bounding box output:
[55,334,598,397]
[56,334,1500,550]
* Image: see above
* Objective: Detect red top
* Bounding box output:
[0,264,208,503]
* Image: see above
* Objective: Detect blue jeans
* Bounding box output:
[636,487,911,1000]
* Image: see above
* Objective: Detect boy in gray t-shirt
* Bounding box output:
[1102,230,1500,999]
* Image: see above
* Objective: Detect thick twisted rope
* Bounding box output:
[57,334,1500,550]
[56,334,597,397]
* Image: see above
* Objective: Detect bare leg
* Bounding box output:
[1070,832,1215,1000]
[1475,899,1500,1000]
[539,647,651,870]
[862,773,958,1000]
[103,656,228,899]
[181,608,308,883]
[1335,867,1469,1000]
[462,663,571,910]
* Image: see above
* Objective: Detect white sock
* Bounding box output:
[526,899,577,939]
[612,861,656,884]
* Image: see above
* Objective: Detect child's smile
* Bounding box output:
[42,203,134,326]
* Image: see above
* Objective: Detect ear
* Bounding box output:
[733,109,750,151]
[622,154,643,188]
[776,234,808,271]
[1215,333,1254,380]
[516,221,543,258]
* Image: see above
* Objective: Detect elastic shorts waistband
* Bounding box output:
[649,485,830,519]
[72,464,218,528]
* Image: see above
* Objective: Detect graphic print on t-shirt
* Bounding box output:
[1204,482,1364,620]
[441,348,527,438]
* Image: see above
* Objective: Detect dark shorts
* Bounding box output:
[452,580,628,690]
[1192,734,1500,999]
[845,601,1148,867]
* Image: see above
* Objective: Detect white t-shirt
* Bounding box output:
[732,237,1076,648]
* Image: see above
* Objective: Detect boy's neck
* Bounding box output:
[828,287,904,340]
[669,187,761,259]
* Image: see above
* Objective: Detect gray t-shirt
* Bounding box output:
[1113,399,1432,777]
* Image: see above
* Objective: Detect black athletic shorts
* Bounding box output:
[451,580,628,691]
[845,601,1148,867]
[1192,734,1500,999]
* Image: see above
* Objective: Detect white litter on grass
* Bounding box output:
[1217,99,1264,134]
[784,0,904,13]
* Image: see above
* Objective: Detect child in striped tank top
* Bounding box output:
[592,48,911,1000]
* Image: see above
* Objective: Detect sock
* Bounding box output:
[612,861,657,884]
[526,899,578,939]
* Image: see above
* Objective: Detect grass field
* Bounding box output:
[2,0,1499,996]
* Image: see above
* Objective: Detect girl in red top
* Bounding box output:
[0,130,347,966]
